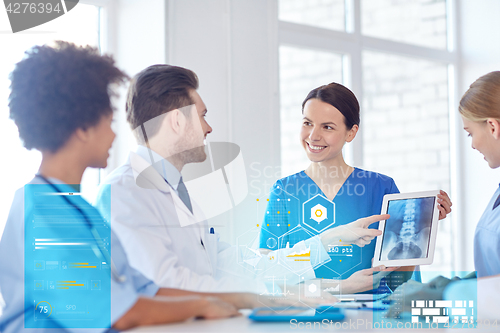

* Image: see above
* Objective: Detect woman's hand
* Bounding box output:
[341,266,398,294]
[385,275,459,318]
[319,214,389,249]
[437,190,452,220]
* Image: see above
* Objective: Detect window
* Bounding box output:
[278,0,457,273]
[0,3,103,237]
[279,46,344,176]
[279,0,347,31]
[362,51,452,269]
[361,0,448,49]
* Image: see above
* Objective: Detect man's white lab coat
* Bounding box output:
[96,150,328,293]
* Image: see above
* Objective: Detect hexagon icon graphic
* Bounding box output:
[294,273,341,311]
[311,204,327,223]
[302,194,335,233]
[304,280,321,298]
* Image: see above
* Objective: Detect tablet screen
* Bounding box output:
[379,197,435,261]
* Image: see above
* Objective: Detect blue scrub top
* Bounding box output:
[474,184,500,278]
[0,178,158,333]
[258,168,399,279]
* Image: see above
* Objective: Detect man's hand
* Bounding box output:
[198,297,241,319]
[319,214,389,249]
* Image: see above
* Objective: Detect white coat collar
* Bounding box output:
[129,151,171,194]
[128,151,206,222]
[135,145,182,190]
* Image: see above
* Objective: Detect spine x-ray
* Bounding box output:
[379,197,435,260]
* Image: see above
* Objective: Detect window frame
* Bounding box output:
[74,0,115,200]
[277,0,462,272]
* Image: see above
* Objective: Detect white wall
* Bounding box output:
[108,0,281,243]
[166,0,281,242]
[456,0,500,270]
[105,0,167,175]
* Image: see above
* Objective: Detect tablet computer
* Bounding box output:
[248,306,344,322]
[373,191,440,267]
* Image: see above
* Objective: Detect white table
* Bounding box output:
[126,308,497,332]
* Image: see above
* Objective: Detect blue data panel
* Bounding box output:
[373,271,478,330]
[24,184,111,329]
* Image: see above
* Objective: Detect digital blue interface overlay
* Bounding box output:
[24,184,111,329]
[374,271,478,328]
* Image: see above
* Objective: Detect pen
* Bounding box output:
[334,302,362,309]
[358,304,389,311]
[334,302,388,311]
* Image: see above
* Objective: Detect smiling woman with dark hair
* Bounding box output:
[259,82,452,293]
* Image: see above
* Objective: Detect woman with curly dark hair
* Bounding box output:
[0,41,246,332]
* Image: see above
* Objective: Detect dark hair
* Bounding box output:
[9,41,127,152]
[126,65,199,140]
[302,82,360,129]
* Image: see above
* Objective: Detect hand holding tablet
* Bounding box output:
[373,191,440,267]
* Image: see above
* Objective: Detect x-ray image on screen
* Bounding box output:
[379,197,435,261]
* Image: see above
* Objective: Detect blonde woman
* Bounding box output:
[388,71,500,319]
[459,71,500,276]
